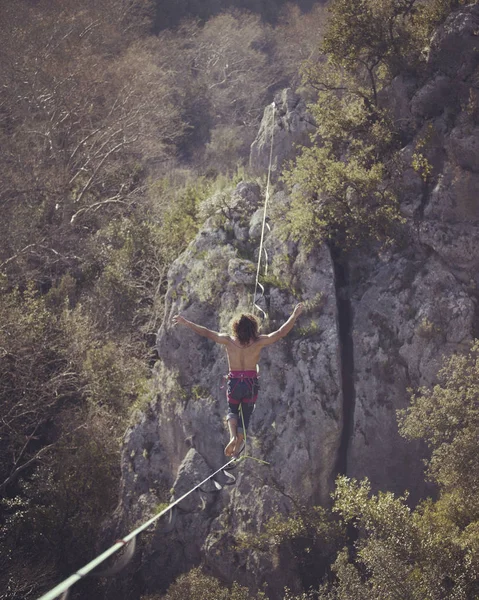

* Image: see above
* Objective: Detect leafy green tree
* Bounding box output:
[283,74,403,249]
[399,340,479,521]
[315,0,466,102]
[316,341,479,600]
[143,567,267,600]
[238,505,346,592]
[284,0,465,250]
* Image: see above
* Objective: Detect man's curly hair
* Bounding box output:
[231,314,260,345]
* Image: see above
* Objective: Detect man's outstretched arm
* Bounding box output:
[259,303,304,346]
[172,315,228,344]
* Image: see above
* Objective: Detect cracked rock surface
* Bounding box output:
[108,7,479,597]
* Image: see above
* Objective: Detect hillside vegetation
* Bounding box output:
[0,0,477,599]
[0,1,325,597]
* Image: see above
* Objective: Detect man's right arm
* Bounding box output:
[259,303,304,346]
[172,314,228,344]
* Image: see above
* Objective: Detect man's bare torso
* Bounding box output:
[224,336,268,371]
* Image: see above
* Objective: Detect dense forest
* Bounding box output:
[0,0,477,599]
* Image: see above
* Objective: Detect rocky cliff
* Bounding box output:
[109,6,479,598]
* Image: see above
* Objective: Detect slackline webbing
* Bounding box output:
[37,457,237,600]
[253,101,276,318]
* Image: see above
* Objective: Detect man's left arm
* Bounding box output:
[172,315,228,344]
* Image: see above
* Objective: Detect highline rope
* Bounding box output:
[253,101,276,319]
[37,457,238,600]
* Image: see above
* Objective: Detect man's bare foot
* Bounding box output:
[233,435,244,457]
[225,437,237,457]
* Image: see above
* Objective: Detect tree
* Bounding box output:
[316,341,479,600]
[143,567,267,600]
[0,0,183,286]
[283,0,464,251]
[238,504,346,593]
[398,340,479,519]
[156,11,280,168]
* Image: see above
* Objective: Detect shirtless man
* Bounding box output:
[172,303,303,457]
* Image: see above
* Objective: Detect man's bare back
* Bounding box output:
[172,303,303,457]
[222,337,263,371]
[222,333,294,371]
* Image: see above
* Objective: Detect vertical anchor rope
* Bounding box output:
[253,101,276,318]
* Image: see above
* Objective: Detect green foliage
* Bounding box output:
[239,505,346,592]
[232,341,479,600]
[316,341,479,600]
[0,283,136,597]
[322,0,466,88]
[260,272,299,297]
[85,215,167,334]
[83,341,149,413]
[416,316,441,339]
[0,0,332,596]
[0,284,77,492]
[1,410,119,598]
[157,188,201,261]
[149,176,213,262]
[412,124,435,182]
[411,152,433,182]
[0,280,149,597]
[284,0,464,251]
[398,340,479,510]
[320,475,479,600]
[296,320,321,337]
[204,125,249,176]
[284,135,403,249]
[240,505,345,555]
[322,0,421,89]
[284,23,405,249]
[143,567,267,600]
[1,0,472,597]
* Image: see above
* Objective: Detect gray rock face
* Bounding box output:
[113,181,343,596]
[428,4,479,79]
[410,75,454,120]
[249,88,315,177]
[345,4,479,498]
[378,74,417,138]
[347,252,475,501]
[110,6,479,598]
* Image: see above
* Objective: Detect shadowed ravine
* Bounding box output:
[331,251,356,477]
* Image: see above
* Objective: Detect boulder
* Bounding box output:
[410,75,455,120]
[428,4,479,79]
[250,88,315,177]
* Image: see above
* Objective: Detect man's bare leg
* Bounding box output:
[225,417,238,456]
[233,433,244,457]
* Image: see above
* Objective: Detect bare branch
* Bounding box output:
[70,193,129,223]
[0,242,45,272]
[0,443,56,496]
